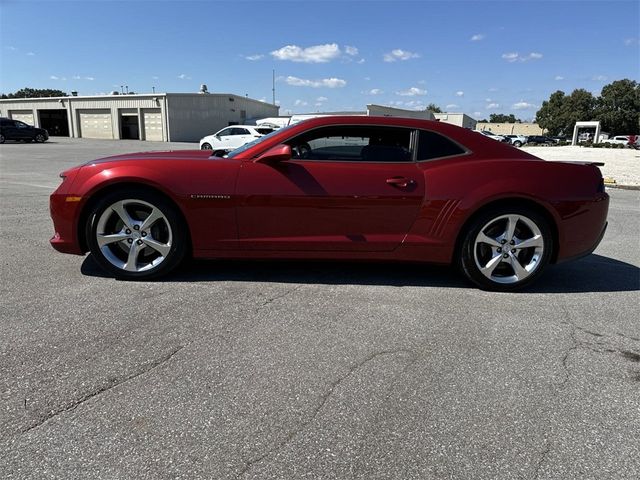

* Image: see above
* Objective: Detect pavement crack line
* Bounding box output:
[558,318,640,392]
[259,285,304,308]
[20,344,186,435]
[531,439,552,480]
[235,349,416,478]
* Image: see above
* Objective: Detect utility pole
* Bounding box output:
[272,69,276,105]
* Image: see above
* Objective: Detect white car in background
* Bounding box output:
[503,134,528,147]
[199,125,276,154]
[603,135,630,145]
[475,130,508,142]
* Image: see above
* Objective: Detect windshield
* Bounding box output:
[225,125,294,158]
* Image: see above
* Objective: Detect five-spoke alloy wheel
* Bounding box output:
[87,190,187,280]
[460,207,552,291]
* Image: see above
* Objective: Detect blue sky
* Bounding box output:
[1,0,638,120]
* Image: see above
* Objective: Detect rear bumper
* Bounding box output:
[555,193,609,263]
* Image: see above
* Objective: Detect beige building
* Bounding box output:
[433,112,477,129]
[475,122,546,135]
[0,93,279,142]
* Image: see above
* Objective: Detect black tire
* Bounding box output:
[213,149,227,157]
[0,134,5,144]
[201,142,212,150]
[513,141,522,147]
[459,206,553,291]
[86,188,188,280]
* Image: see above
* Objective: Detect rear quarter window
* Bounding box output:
[417,130,466,161]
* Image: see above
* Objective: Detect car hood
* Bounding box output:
[86,150,213,165]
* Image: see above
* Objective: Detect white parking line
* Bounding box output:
[0,180,57,190]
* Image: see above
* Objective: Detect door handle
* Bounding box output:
[386,177,415,188]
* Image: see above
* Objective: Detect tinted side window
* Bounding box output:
[287,126,412,162]
[417,130,465,160]
[234,128,250,135]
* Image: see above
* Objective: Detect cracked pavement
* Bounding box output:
[1,139,639,479]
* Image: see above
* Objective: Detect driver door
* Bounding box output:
[235,125,425,252]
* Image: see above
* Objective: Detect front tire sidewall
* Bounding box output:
[459,207,553,292]
[35,134,45,143]
[87,190,187,280]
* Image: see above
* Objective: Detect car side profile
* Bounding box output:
[199,125,275,155]
[503,134,527,147]
[50,116,609,291]
[475,130,509,143]
[0,117,49,144]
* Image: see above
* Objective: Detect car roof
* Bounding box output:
[232,115,540,161]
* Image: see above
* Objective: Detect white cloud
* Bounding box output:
[271,43,341,63]
[294,99,308,106]
[85,76,95,81]
[486,103,500,109]
[554,75,564,80]
[403,100,426,110]
[6,46,16,51]
[316,96,328,102]
[50,75,59,80]
[383,49,420,62]
[244,54,264,61]
[366,88,384,95]
[285,76,347,88]
[473,111,483,117]
[512,101,537,110]
[178,73,191,80]
[470,34,485,41]
[314,103,323,107]
[624,37,638,46]
[446,104,459,109]
[485,98,493,102]
[357,58,365,64]
[396,87,427,96]
[73,75,81,80]
[455,90,464,97]
[502,52,544,63]
[26,52,35,56]
[592,75,608,81]
[345,45,358,56]
[364,76,371,81]
[488,87,499,92]
[152,76,159,80]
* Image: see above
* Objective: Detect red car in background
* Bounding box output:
[50,116,609,291]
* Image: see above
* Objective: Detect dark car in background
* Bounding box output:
[0,117,49,144]
[526,135,556,145]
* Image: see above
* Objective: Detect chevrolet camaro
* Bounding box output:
[50,116,609,291]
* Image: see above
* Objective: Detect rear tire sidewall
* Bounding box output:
[0,134,5,143]
[459,207,553,291]
[86,189,187,280]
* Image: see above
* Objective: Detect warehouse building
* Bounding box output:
[0,92,279,142]
[433,112,477,129]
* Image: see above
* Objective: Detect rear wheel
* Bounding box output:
[86,189,187,280]
[513,140,522,147]
[459,207,552,291]
[35,134,46,143]
[0,134,5,144]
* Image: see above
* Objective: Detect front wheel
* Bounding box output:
[513,140,522,147]
[201,142,212,150]
[459,207,552,291]
[0,134,5,144]
[35,134,46,143]
[86,189,187,280]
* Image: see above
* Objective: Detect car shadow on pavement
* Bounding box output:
[81,253,639,293]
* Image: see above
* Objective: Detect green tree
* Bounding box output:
[489,113,521,123]
[1,87,67,98]
[536,89,596,136]
[596,79,640,135]
[426,103,442,113]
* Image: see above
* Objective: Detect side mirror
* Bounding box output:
[255,144,292,163]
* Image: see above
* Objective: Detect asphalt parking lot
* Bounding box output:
[1,138,639,479]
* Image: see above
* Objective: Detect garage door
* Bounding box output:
[10,110,35,125]
[79,110,113,139]
[143,109,163,141]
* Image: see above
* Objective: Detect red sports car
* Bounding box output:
[50,116,609,291]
